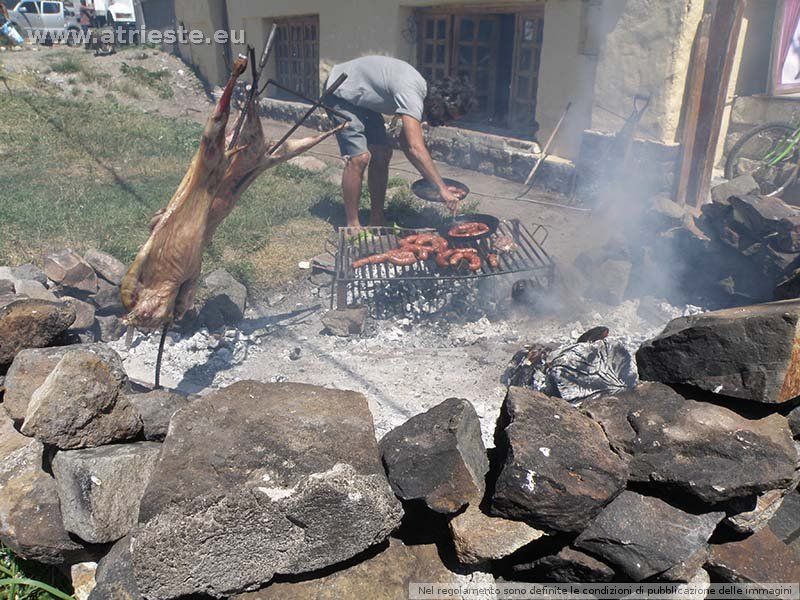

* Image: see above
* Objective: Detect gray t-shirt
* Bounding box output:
[328,56,427,121]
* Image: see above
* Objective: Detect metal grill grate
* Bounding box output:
[331,219,555,313]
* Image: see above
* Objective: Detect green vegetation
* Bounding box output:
[47,53,109,85]
[48,55,82,74]
[120,62,173,99]
[0,544,73,600]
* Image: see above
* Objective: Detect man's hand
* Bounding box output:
[439,185,464,214]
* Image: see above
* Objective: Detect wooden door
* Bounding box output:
[275,15,319,98]
[452,14,500,116]
[509,11,544,132]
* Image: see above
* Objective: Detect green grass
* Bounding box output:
[120,62,173,99]
[0,544,73,599]
[48,56,82,74]
[0,87,338,290]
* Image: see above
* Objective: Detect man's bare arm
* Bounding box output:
[399,115,461,211]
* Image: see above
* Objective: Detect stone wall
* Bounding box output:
[259,97,576,194]
[724,95,800,156]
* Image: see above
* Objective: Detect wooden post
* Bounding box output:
[674,13,712,205]
[683,0,746,207]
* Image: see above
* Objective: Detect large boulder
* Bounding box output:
[44,248,98,293]
[0,299,75,367]
[706,527,800,584]
[449,503,544,565]
[12,264,47,285]
[84,249,126,286]
[13,279,58,302]
[574,491,724,581]
[581,383,799,504]
[637,300,800,404]
[126,389,190,441]
[197,269,247,329]
[130,381,403,599]
[710,175,759,204]
[490,387,628,533]
[232,538,475,600]
[88,536,141,600]
[21,345,141,449]
[0,417,87,564]
[91,280,125,316]
[53,442,162,544]
[728,195,800,253]
[62,297,97,331]
[379,398,489,514]
[2,345,71,421]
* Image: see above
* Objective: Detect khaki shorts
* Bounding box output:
[326,95,389,158]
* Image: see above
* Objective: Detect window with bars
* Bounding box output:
[274,15,320,98]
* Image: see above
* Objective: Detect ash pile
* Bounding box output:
[1,269,800,597]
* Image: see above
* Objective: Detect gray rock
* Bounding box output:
[3,345,72,421]
[581,383,798,504]
[0,293,19,309]
[0,267,12,280]
[710,174,759,204]
[491,387,628,533]
[574,491,724,581]
[287,155,328,173]
[85,249,126,286]
[380,398,489,514]
[44,248,98,293]
[646,194,687,230]
[0,279,14,295]
[21,345,141,449]
[322,306,368,337]
[513,547,615,582]
[637,300,800,404]
[197,269,247,329]
[449,503,544,565]
[71,562,98,600]
[127,389,190,441]
[96,315,127,342]
[725,472,799,535]
[89,536,141,600]
[587,259,632,305]
[706,526,800,584]
[131,381,403,599]
[91,280,124,316]
[11,264,47,285]
[0,299,76,367]
[232,538,470,600]
[13,279,58,302]
[788,405,800,439]
[658,546,710,583]
[53,442,162,544]
[729,195,800,253]
[0,416,87,564]
[62,297,96,331]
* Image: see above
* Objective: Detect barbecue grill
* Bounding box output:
[332,219,555,317]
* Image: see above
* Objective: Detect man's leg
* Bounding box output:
[367,145,392,227]
[341,151,371,229]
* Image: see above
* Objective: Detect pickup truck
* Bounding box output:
[86,0,136,28]
[7,0,82,44]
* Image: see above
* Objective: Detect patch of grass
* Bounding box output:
[49,55,82,74]
[0,543,73,599]
[0,86,340,291]
[114,78,142,99]
[120,62,173,99]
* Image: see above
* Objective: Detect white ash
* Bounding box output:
[110,292,700,447]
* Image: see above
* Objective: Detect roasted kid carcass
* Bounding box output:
[120,57,345,330]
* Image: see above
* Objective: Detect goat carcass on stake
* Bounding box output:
[121,59,345,337]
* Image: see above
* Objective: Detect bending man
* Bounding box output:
[326,56,475,228]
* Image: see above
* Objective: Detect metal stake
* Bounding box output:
[154,324,168,390]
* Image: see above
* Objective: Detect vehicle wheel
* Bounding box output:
[724,121,798,195]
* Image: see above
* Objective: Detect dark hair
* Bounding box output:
[424,77,477,126]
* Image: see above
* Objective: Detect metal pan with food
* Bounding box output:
[439,214,500,242]
[411,178,470,203]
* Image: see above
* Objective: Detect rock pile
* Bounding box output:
[0,252,250,352]
[1,296,799,597]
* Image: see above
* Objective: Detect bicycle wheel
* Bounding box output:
[725,122,798,196]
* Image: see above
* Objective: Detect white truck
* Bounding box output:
[86,0,136,28]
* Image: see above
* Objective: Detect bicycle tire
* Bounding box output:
[724,122,797,192]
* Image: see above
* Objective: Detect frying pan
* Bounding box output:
[439,213,500,242]
[411,178,470,203]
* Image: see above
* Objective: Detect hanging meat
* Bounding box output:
[120,58,344,331]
